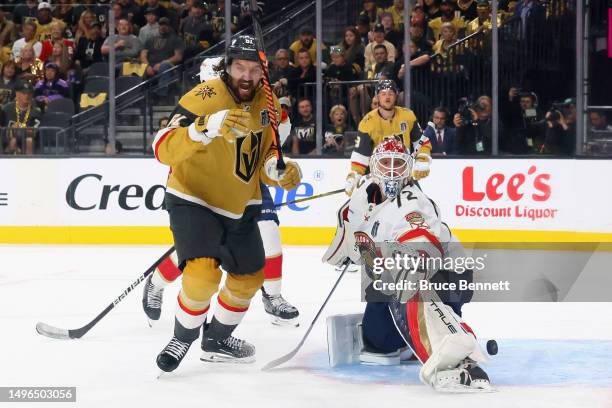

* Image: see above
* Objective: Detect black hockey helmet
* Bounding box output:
[375,79,398,95]
[226,35,259,65]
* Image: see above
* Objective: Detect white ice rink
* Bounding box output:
[1,245,611,407]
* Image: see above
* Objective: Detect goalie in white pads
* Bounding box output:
[323,137,493,392]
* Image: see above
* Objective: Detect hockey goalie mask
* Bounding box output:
[370,138,412,200]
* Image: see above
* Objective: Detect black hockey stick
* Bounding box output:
[249,0,286,171]
[262,259,351,371]
[275,188,344,208]
[36,246,176,340]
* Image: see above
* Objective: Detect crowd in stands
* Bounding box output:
[0,0,607,157]
[0,0,255,154]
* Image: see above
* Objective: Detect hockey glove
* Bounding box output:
[264,156,302,191]
[412,153,432,180]
[345,171,361,196]
[188,108,251,145]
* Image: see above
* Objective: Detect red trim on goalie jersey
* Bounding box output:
[178,295,210,316]
[264,254,283,280]
[407,295,430,362]
[153,128,174,162]
[157,257,182,282]
[461,322,476,338]
[218,296,249,313]
[397,228,444,256]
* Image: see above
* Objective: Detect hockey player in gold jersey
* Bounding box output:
[345,80,432,196]
[152,35,302,372]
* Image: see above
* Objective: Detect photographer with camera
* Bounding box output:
[542,98,575,155]
[453,95,505,154]
[502,87,544,153]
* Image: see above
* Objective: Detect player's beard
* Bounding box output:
[229,77,257,102]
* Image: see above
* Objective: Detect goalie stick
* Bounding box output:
[35,246,176,340]
[261,260,352,371]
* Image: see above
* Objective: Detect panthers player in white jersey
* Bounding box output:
[323,137,492,392]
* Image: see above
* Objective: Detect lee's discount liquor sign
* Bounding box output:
[457,165,557,221]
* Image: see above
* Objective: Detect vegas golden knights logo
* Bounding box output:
[235,131,262,182]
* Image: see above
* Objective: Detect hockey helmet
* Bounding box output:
[226,35,259,64]
[375,79,398,95]
[370,137,412,200]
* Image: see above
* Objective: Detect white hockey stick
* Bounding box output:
[261,260,351,371]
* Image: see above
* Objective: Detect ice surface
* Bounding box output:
[0,245,611,408]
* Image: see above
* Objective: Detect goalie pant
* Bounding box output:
[150,182,284,297]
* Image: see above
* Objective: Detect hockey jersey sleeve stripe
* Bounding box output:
[397,228,444,256]
[350,151,370,170]
[153,127,174,162]
[407,295,431,362]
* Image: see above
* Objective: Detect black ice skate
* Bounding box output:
[262,289,299,327]
[431,358,493,393]
[142,275,164,326]
[156,336,192,373]
[201,335,256,363]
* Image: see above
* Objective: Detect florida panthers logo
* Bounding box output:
[405,212,429,229]
[235,131,262,183]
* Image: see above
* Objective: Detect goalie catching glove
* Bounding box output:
[412,153,431,180]
[188,108,251,144]
[265,156,302,191]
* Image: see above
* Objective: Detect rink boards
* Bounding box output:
[0,157,611,244]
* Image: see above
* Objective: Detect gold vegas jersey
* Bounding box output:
[153,77,285,220]
[350,106,430,174]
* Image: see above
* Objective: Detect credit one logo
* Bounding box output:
[270,183,314,211]
[66,174,166,210]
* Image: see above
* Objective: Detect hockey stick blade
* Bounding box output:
[36,322,71,340]
[35,246,176,340]
[262,260,351,371]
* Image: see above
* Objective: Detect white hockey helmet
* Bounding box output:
[370,137,412,200]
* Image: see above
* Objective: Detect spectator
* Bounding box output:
[53,0,76,28]
[270,49,292,97]
[289,26,328,67]
[15,43,44,84]
[0,9,17,51]
[139,8,160,46]
[291,97,316,155]
[428,0,466,41]
[513,0,546,39]
[542,98,575,155]
[410,5,427,30]
[0,60,18,105]
[34,61,70,109]
[12,21,43,60]
[323,104,351,156]
[423,0,442,20]
[356,14,371,46]
[424,107,456,155]
[75,22,104,71]
[432,22,457,57]
[359,0,381,30]
[47,41,77,81]
[157,116,169,131]
[140,17,184,99]
[411,24,433,54]
[210,0,241,43]
[457,0,478,21]
[454,95,504,154]
[589,110,612,133]
[325,46,361,115]
[502,87,543,153]
[283,48,316,100]
[35,2,67,42]
[364,23,396,71]
[384,0,405,30]
[180,0,214,59]
[366,43,394,79]
[117,0,142,25]
[370,94,379,110]
[101,18,142,64]
[339,27,365,70]
[0,81,41,155]
[136,0,169,29]
[12,0,39,30]
[466,0,502,36]
[39,21,74,62]
[74,9,96,44]
[379,12,402,52]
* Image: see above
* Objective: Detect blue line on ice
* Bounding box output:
[304,340,612,386]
